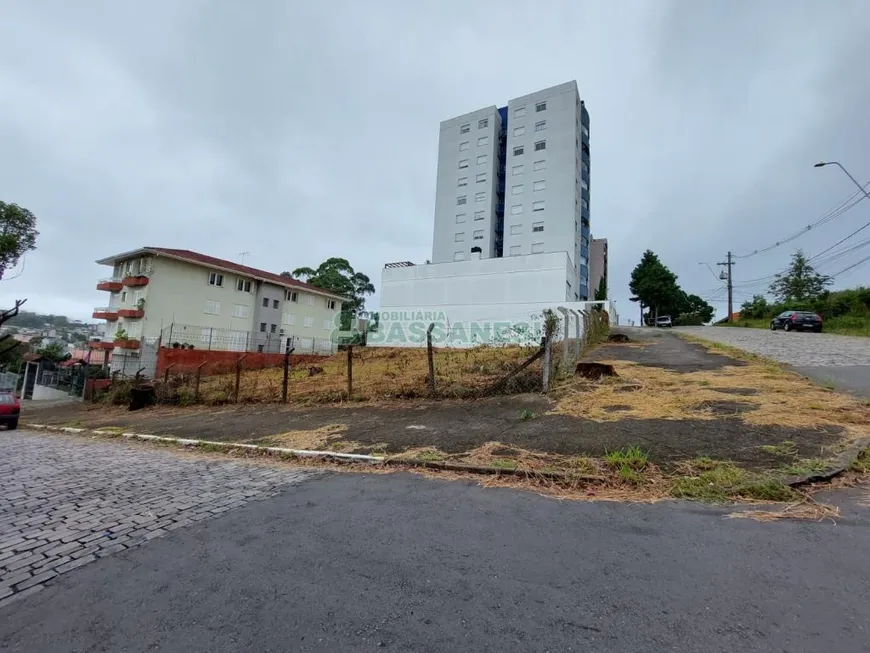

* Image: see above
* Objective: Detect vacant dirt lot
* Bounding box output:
[24,330,868,474]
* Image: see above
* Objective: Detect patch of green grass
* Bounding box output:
[697,380,711,387]
[760,441,798,457]
[821,379,836,390]
[518,409,538,421]
[849,447,870,474]
[688,456,719,471]
[604,446,648,470]
[736,480,798,502]
[490,458,518,471]
[781,458,828,476]
[619,463,644,485]
[416,450,445,462]
[195,442,226,453]
[276,451,298,461]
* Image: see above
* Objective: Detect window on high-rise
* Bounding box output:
[533,180,546,192]
[512,165,523,176]
[533,200,545,212]
[534,121,546,132]
[512,184,523,195]
[473,230,484,240]
[509,245,522,256]
[477,136,489,146]
[513,146,524,156]
[459,141,469,152]
[474,211,485,220]
[510,224,522,235]
[476,172,486,183]
[532,242,544,254]
[513,126,525,137]
[536,101,547,112]
[460,124,470,134]
[510,205,523,215]
[456,213,466,224]
[475,192,486,203]
[582,125,589,138]
[455,232,465,242]
[533,159,546,171]
[532,221,544,232]
[514,107,526,118]
[478,118,488,129]
[534,141,546,151]
[477,154,487,165]
[458,177,468,187]
[458,159,468,169]
[454,251,464,261]
[457,195,467,205]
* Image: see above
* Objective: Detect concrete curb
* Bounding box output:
[22,423,386,465]
[782,436,870,487]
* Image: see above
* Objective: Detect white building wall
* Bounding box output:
[432,107,501,264]
[374,254,615,348]
[504,81,582,299]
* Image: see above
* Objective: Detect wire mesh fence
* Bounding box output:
[160,323,335,356]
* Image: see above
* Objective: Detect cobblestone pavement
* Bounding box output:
[674,326,870,366]
[674,326,870,396]
[0,431,318,607]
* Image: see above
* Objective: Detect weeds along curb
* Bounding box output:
[21,423,605,483]
[782,436,870,487]
[23,424,385,465]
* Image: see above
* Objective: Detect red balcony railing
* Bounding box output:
[114,338,141,350]
[117,308,144,319]
[92,307,119,321]
[121,275,149,287]
[88,341,116,350]
[96,278,123,292]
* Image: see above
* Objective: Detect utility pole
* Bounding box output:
[717,252,735,322]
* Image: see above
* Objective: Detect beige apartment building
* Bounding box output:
[91,248,346,363]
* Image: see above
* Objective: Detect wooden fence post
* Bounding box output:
[426,322,436,395]
[541,336,551,393]
[575,311,582,360]
[346,345,353,397]
[234,354,247,402]
[194,362,206,402]
[558,307,570,371]
[282,338,296,403]
[163,363,175,384]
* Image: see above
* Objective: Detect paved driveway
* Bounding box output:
[1,431,317,606]
[675,326,870,397]
[3,430,870,652]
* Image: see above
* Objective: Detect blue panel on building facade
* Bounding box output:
[581,245,589,260]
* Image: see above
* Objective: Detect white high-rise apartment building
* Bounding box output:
[431,81,591,299]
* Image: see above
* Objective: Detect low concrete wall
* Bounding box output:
[31,385,71,401]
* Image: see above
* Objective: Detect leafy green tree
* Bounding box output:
[0,202,39,279]
[769,250,832,303]
[680,293,715,323]
[740,294,770,319]
[594,276,607,301]
[629,250,681,322]
[287,257,375,316]
[36,342,66,362]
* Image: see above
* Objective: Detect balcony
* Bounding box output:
[92,307,119,321]
[96,278,123,292]
[114,338,141,350]
[122,275,149,287]
[88,340,115,350]
[117,308,144,319]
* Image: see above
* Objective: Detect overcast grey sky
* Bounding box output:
[1,0,869,322]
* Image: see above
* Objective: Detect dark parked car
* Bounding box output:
[0,391,20,429]
[770,310,823,332]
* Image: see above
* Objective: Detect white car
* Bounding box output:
[655,316,673,328]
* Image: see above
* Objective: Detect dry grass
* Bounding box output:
[552,357,870,438]
[198,345,541,404]
[258,424,348,450]
[726,496,841,522]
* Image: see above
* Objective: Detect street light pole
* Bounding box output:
[814,161,870,201]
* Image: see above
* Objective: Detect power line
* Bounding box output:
[828,253,870,279]
[734,180,870,260]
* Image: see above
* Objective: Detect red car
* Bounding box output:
[0,391,20,430]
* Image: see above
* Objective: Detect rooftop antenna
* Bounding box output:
[239,252,250,265]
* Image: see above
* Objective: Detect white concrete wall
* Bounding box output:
[432,106,501,263]
[374,253,613,347]
[31,385,70,401]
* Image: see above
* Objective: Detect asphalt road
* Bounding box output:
[3,432,870,652]
[674,326,870,397]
